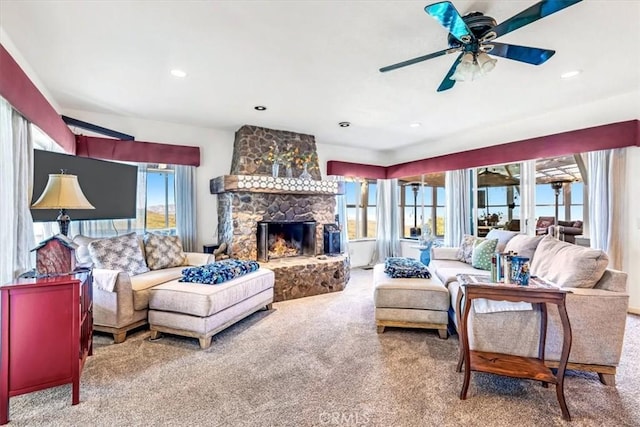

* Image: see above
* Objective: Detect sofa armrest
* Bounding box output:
[92,269,136,329]
[185,252,215,266]
[594,269,628,293]
[432,247,460,260]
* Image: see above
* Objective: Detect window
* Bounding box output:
[145,166,176,231]
[399,174,445,239]
[345,179,377,239]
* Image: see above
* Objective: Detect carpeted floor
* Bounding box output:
[8,268,640,426]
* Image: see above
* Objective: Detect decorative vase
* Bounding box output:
[271,162,280,178]
[299,162,312,180]
[285,165,293,178]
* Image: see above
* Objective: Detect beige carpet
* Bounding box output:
[8,268,640,426]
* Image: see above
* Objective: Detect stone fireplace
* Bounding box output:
[210,125,349,302]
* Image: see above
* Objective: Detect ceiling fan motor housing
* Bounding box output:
[447,12,497,49]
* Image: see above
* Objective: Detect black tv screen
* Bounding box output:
[31,149,138,221]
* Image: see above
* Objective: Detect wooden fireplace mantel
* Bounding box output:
[210,175,344,195]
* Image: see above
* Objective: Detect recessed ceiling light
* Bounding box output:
[254,106,267,111]
[170,69,187,78]
[410,122,421,128]
[561,70,581,80]
[338,122,350,127]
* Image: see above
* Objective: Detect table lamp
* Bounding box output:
[31,171,95,236]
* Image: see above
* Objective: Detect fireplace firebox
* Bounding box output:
[257,221,316,262]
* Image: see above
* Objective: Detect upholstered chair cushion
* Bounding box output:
[530,235,609,288]
[88,232,150,276]
[143,233,187,270]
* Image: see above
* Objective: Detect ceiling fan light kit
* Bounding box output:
[379,0,583,91]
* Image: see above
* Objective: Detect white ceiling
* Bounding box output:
[1,1,639,152]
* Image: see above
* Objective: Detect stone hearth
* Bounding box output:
[260,255,350,302]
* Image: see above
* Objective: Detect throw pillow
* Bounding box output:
[180,259,260,284]
[72,234,101,265]
[530,235,608,288]
[384,257,431,279]
[503,234,543,262]
[143,233,187,270]
[457,235,482,264]
[484,229,519,253]
[471,238,498,271]
[88,232,149,276]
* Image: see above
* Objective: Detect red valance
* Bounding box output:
[75,135,200,166]
[386,120,638,178]
[0,44,75,153]
[326,161,387,179]
[328,120,639,180]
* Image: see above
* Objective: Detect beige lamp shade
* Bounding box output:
[31,174,95,210]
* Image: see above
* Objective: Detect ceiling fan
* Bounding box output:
[379,0,583,92]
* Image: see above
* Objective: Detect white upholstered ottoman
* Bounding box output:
[373,263,449,339]
[148,268,274,349]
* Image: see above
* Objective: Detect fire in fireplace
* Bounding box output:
[257,221,316,261]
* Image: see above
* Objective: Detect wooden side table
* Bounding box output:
[1,271,92,425]
[456,274,573,421]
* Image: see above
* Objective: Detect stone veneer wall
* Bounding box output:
[230,125,321,180]
[218,192,336,260]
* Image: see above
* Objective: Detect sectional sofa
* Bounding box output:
[73,233,274,347]
[429,231,629,385]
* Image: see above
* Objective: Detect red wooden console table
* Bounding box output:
[0,271,92,425]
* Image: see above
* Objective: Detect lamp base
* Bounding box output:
[57,209,71,236]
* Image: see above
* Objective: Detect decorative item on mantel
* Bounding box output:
[261,141,283,177]
[295,151,318,180]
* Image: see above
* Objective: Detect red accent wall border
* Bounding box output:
[326,120,638,180]
[326,161,387,179]
[0,44,76,153]
[76,135,200,167]
[387,120,638,178]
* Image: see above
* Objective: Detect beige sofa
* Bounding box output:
[430,232,629,385]
[74,234,215,343]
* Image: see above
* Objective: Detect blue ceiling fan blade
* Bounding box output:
[489,42,555,65]
[481,0,583,40]
[425,1,473,44]
[379,48,457,73]
[437,52,464,92]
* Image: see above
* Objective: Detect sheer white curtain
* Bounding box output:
[587,148,626,269]
[0,98,35,283]
[370,178,400,264]
[328,175,349,256]
[444,169,471,247]
[174,164,196,252]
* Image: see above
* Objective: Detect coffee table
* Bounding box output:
[456,274,573,421]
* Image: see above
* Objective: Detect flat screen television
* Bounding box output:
[31,149,138,221]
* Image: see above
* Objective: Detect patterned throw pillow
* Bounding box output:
[180,259,260,284]
[143,233,187,270]
[471,238,498,271]
[457,235,483,264]
[384,257,431,279]
[88,232,149,276]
